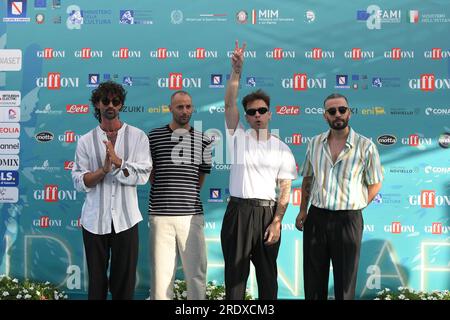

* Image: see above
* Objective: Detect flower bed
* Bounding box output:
[0,275,68,300]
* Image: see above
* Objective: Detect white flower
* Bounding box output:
[45,281,50,285]
[16,294,22,299]
[398,294,405,300]
[36,291,41,296]
[182,291,187,298]
[12,278,18,283]
[385,296,391,300]
[24,294,31,299]
[385,288,390,292]
[64,295,68,299]
[2,291,9,297]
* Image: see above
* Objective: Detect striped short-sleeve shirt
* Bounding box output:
[301,127,383,210]
[148,125,212,215]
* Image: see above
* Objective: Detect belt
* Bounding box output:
[230,196,276,207]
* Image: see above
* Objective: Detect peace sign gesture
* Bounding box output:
[231,40,247,74]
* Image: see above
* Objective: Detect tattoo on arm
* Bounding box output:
[274,179,292,222]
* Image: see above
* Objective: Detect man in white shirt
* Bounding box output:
[221,41,297,299]
[72,81,152,299]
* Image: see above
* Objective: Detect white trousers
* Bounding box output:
[149,214,207,300]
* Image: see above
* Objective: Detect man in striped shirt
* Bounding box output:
[147,90,212,300]
[72,81,152,299]
[295,93,383,300]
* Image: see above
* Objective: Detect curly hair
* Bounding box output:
[90,81,127,123]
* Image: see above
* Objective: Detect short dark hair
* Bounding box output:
[323,93,348,107]
[90,81,127,123]
[170,90,192,104]
[242,89,270,111]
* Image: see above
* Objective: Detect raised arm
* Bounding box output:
[225,40,246,132]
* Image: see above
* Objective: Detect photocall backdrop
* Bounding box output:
[0,0,449,299]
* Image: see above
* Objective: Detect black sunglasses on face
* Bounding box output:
[101,97,122,107]
[325,106,348,116]
[245,107,269,116]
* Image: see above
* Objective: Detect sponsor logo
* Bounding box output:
[292,188,301,206]
[0,155,19,170]
[0,187,18,203]
[439,132,450,148]
[284,133,312,145]
[424,222,450,234]
[377,135,397,145]
[385,222,415,234]
[265,48,295,60]
[276,106,300,115]
[282,74,327,90]
[33,216,62,228]
[0,123,20,138]
[35,104,63,115]
[208,188,223,202]
[149,48,179,59]
[0,107,20,122]
[424,48,450,60]
[66,104,89,114]
[33,185,77,202]
[188,48,218,59]
[401,134,432,147]
[390,107,420,116]
[208,105,225,114]
[0,139,20,154]
[209,74,224,88]
[58,131,79,143]
[35,131,54,142]
[424,166,450,174]
[344,48,374,60]
[0,49,22,71]
[0,91,21,107]
[236,10,248,23]
[304,48,335,60]
[74,48,103,59]
[36,72,79,89]
[112,48,141,59]
[157,73,202,90]
[31,160,60,172]
[409,190,450,208]
[425,107,450,115]
[361,107,385,115]
[226,50,257,59]
[0,171,19,187]
[36,48,65,59]
[384,48,414,60]
[3,0,30,23]
[409,74,450,91]
[64,161,74,170]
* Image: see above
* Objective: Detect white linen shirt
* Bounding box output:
[72,123,152,234]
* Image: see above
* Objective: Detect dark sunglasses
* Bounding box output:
[245,107,269,116]
[325,106,348,116]
[101,97,122,107]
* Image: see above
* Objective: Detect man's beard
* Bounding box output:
[102,108,118,120]
[175,114,191,126]
[327,118,349,130]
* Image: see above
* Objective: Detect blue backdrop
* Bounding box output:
[0,0,449,299]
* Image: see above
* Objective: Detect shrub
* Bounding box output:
[375,287,450,300]
[0,274,68,300]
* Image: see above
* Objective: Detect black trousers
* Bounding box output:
[82,224,139,300]
[303,205,363,300]
[221,197,280,300]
